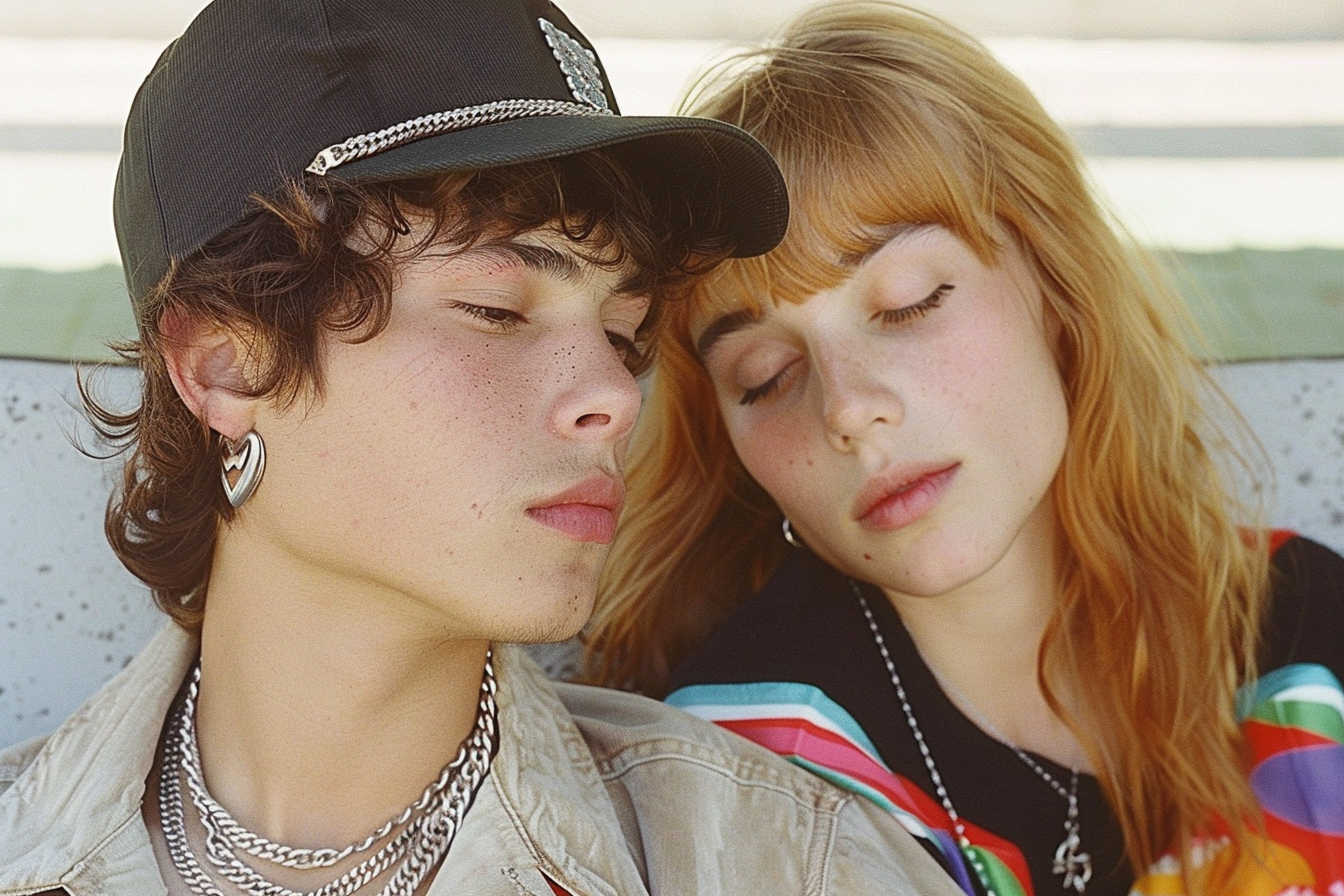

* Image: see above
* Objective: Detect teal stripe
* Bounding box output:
[1237,662,1344,720]
[666,681,886,762]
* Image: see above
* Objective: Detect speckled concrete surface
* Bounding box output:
[1212,359,1344,545]
[0,359,159,745]
[1,356,1341,747]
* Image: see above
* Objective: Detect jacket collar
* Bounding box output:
[470,645,648,896]
[0,623,190,894]
[0,626,646,896]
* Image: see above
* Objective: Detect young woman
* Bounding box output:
[0,1,964,895]
[588,4,1344,896]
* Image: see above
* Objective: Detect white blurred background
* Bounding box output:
[2,0,1343,745]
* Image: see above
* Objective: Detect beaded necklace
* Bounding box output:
[850,581,1092,893]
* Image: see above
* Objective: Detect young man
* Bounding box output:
[0,1,961,895]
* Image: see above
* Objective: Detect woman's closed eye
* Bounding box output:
[740,358,800,406]
[736,284,953,406]
[880,283,952,325]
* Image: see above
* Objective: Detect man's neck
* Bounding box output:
[191,528,490,849]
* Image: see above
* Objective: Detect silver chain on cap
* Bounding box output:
[306,19,613,177]
[306,99,610,176]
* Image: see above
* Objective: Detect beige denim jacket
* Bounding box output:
[0,624,960,896]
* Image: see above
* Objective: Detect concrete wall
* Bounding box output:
[2,356,1343,748]
[0,360,159,745]
[2,0,1342,40]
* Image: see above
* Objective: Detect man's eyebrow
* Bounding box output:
[835,223,930,268]
[468,240,586,283]
[697,309,761,358]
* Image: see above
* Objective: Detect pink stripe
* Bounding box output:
[717,715,1036,888]
[721,717,933,819]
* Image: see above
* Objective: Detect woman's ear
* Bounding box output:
[160,308,259,441]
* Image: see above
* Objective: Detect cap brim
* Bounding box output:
[329,114,788,259]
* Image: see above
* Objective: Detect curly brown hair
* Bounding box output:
[84,149,732,630]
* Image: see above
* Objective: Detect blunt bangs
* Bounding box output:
[678,29,1011,338]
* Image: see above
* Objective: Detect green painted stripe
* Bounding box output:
[0,265,134,362]
[1166,248,1344,361]
[2,250,1342,362]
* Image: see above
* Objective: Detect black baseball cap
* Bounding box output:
[113,0,789,310]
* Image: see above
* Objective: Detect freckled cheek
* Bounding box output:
[728,413,824,508]
[921,330,1003,419]
[390,350,538,454]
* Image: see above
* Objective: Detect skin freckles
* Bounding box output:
[221,226,650,648]
[157,223,658,853]
[697,225,1069,608]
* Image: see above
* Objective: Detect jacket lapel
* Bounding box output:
[445,645,648,896]
[0,636,639,896]
[0,624,190,895]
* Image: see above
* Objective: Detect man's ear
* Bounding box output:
[160,308,259,441]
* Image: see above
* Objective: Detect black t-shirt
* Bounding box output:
[667,534,1344,896]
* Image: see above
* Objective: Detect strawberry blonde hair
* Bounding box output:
[587,1,1270,884]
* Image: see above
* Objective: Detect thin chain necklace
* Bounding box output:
[160,650,499,896]
[849,581,1093,893]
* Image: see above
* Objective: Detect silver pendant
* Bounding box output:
[1053,826,1092,892]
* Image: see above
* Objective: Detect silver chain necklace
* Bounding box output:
[850,581,1093,893]
[160,651,499,896]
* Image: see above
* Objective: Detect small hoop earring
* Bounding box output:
[221,430,266,508]
[782,518,804,549]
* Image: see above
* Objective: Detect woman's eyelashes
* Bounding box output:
[736,283,953,406]
[739,359,798,406]
[879,282,952,325]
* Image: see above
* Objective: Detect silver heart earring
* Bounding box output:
[220,430,266,508]
[781,518,804,549]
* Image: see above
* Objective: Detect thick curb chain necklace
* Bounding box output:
[850,581,1092,894]
[160,651,499,896]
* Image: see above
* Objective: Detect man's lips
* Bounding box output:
[525,474,625,544]
[852,462,960,530]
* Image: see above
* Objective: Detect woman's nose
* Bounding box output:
[817,352,902,452]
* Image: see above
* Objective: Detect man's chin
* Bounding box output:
[497,592,596,648]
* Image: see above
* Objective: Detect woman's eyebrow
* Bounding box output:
[697,309,761,358]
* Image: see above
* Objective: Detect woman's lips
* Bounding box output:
[854,463,959,531]
[526,474,624,544]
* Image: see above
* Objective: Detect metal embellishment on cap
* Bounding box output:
[538,18,609,112]
[305,97,612,176]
